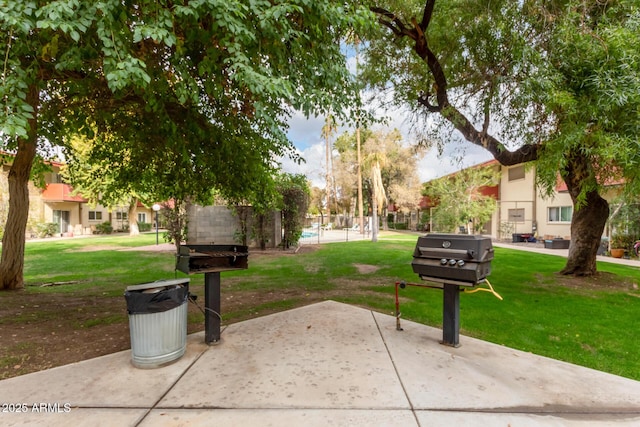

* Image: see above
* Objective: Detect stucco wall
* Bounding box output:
[187,204,281,248]
[498,165,537,238]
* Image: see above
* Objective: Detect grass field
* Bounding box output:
[4,231,640,381]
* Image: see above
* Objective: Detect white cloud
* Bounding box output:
[285,111,326,151]
[278,143,326,188]
[282,106,495,187]
[417,142,493,182]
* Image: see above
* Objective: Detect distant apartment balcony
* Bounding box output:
[41,183,87,203]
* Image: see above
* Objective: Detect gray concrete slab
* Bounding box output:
[141,409,417,426]
[159,301,409,409]
[414,411,640,426]
[1,300,639,427]
[375,312,640,425]
[0,333,208,426]
[2,409,149,427]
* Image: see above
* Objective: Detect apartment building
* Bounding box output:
[424,160,619,241]
[1,157,156,238]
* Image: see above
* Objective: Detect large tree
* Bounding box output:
[365,0,640,275]
[0,0,374,290]
[277,173,310,249]
[334,128,423,230]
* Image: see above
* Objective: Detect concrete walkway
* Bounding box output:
[1,301,639,426]
[493,241,640,268]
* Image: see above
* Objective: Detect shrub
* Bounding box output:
[138,222,152,232]
[94,222,113,234]
[35,222,58,238]
[611,233,635,250]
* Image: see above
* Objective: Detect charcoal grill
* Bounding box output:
[176,244,248,344]
[396,234,494,347]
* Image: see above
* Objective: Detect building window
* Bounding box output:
[508,208,525,223]
[138,213,147,223]
[88,211,103,221]
[508,165,525,181]
[116,212,128,220]
[548,206,573,223]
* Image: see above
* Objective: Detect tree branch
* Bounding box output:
[371,1,539,166]
[370,7,414,39]
[419,0,436,33]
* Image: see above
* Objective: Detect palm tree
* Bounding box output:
[321,114,337,225]
[367,152,387,243]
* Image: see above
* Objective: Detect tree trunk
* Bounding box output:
[257,213,267,250]
[560,151,609,276]
[0,84,39,290]
[128,198,139,236]
[371,198,378,242]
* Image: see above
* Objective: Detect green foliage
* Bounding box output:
[389,222,408,230]
[423,166,499,233]
[365,1,639,200]
[35,222,57,238]
[2,0,377,208]
[364,1,639,273]
[94,222,113,235]
[138,222,151,232]
[332,127,423,223]
[417,211,431,232]
[610,233,635,250]
[534,1,640,200]
[277,173,310,249]
[1,0,378,288]
[609,201,640,239]
[161,200,188,253]
[232,205,252,247]
[229,173,282,250]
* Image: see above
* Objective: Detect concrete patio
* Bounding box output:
[1,300,639,426]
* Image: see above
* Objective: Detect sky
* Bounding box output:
[280,108,494,189]
[279,49,496,187]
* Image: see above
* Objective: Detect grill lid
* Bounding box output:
[411,234,493,285]
[413,234,494,262]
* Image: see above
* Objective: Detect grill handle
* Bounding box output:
[417,247,476,259]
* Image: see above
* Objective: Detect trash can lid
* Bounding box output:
[126,278,190,292]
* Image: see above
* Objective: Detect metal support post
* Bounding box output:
[442,284,461,347]
[204,272,221,344]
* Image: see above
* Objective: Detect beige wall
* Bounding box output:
[497,164,537,238]
[535,192,574,239]
[498,164,575,240]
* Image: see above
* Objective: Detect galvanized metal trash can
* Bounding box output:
[124,279,189,369]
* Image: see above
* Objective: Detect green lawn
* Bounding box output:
[15,232,640,380]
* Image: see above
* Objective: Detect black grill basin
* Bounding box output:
[175,244,248,344]
[176,244,248,274]
[412,234,493,286]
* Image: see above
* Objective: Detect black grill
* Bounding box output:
[411,234,493,286]
[176,244,248,344]
[396,234,494,347]
[177,244,248,274]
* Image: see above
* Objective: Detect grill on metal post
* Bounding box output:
[176,244,248,344]
[397,234,494,347]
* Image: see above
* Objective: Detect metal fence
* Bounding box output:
[298,227,372,244]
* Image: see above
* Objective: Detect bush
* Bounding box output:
[391,222,408,230]
[611,233,635,250]
[35,222,58,238]
[94,222,113,234]
[138,222,152,232]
